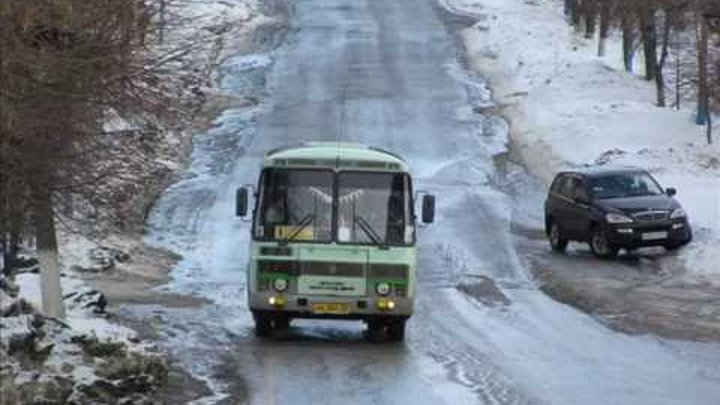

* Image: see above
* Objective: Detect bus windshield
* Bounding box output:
[337,172,412,245]
[255,169,334,242]
[254,169,413,245]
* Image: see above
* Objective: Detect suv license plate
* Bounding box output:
[312,303,350,315]
[642,231,668,241]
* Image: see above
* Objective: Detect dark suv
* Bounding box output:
[544,167,692,258]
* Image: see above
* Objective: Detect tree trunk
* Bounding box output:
[598,1,611,56]
[675,42,681,110]
[640,8,658,81]
[33,187,65,319]
[622,13,635,72]
[0,236,6,271]
[656,68,667,107]
[1,230,20,272]
[569,0,581,28]
[707,113,713,144]
[697,15,709,125]
[159,0,167,44]
[584,1,597,39]
[655,10,673,107]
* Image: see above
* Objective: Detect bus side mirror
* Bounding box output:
[422,194,435,224]
[236,187,249,217]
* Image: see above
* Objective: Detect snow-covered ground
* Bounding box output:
[446,0,720,285]
[1,267,167,404]
[12,272,131,341]
[165,0,276,75]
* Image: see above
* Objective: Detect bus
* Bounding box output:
[236,142,435,341]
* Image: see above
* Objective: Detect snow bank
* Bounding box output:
[445,0,720,284]
[1,271,166,405]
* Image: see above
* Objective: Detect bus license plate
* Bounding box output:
[312,303,350,315]
[642,231,668,241]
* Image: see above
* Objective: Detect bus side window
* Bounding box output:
[386,194,404,244]
[386,174,406,244]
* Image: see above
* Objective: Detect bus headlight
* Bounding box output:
[273,278,288,292]
[269,295,286,307]
[377,298,396,310]
[376,282,391,296]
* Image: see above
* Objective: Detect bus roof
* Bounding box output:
[263,142,410,172]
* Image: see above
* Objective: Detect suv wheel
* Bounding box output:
[549,222,569,253]
[589,226,619,259]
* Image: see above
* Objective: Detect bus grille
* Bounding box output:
[369,264,408,280]
[259,261,408,280]
[300,262,365,277]
[258,260,299,275]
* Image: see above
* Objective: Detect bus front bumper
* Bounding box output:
[249,293,414,319]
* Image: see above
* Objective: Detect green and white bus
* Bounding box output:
[236,142,435,341]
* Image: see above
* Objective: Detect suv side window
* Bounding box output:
[559,175,574,199]
[550,175,565,195]
[569,176,588,201]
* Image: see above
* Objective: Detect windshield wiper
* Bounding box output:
[354,216,388,249]
[279,214,315,246]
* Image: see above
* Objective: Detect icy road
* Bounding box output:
[139,0,720,404]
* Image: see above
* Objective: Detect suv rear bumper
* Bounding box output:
[606,219,692,248]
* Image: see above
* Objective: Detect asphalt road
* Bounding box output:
[140,1,720,404]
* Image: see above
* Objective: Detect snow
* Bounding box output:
[168,0,275,63]
[449,0,720,284]
[444,288,720,405]
[0,315,36,349]
[2,271,158,404]
[14,273,135,342]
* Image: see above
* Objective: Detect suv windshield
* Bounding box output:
[590,172,665,199]
[255,169,333,242]
[254,169,414,245]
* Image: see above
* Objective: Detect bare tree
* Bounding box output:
[0,0,204,317]
[696,9,711,125]
[584,0,599,39]
[655,6,684,107]
[566,0,582,27]
[598,0,613,56]
[640,5,659,81]
[621,9,637,72]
